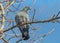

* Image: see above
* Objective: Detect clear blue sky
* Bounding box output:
[0,0,60,43]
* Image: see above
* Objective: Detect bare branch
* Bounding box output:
[4,0,15,10]
[0,3,5,38]
[2,38,9,43]
[3,16,60,33]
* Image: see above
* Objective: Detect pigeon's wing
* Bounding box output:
[15,15,23,24]
[15,15,19,24]
[15,15,24,32]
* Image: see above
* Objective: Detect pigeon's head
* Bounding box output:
[23,6,31,12]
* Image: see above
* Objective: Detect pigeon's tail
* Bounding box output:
[22,31,29,40]
[18,25,30,40]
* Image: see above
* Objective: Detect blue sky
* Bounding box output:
[0,0,60,43]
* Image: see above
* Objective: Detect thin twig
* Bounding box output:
[32,8,36,21]
[4,0,15,10]
[2,37,9,43]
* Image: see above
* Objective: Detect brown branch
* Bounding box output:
[0,20,15,22]
[2,38,9,43]
[0,3,5,38]
[4,0,15,10]
[3,16,60,33]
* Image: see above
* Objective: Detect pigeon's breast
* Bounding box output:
[18,11,28,17]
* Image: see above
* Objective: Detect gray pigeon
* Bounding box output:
[15,6,30,40]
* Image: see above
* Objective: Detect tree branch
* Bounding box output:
[3,16,60,33]
[0,3,5,38]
